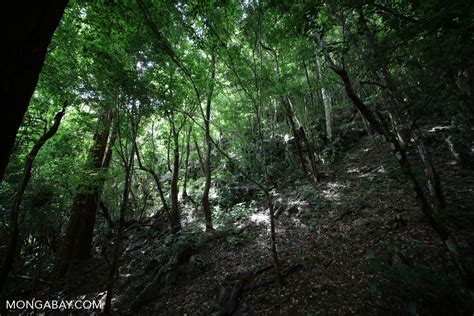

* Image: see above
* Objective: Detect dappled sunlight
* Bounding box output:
[284,215,312,230]
[209,187,218,199]
[250,211,270,225]
[358,166,386,178]
[347,165,387,178]
[321,181,345,202]
[3,0,471,314]
[346,166,361,174]
[428,125,452,133]
[183,207,198,225]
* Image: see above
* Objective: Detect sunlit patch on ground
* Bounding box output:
[346,167,361,174]
[428,125,451,133]
[250,211,270,225]
[321,181,345,202]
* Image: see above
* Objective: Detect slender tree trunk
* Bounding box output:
[32,234,45,296]
[95,122,118,233]
[287,95,319,181]
[253,13,282,283]
[299,126,319,181]
[140,1,214,229]
[356,5,447,220]
[264,42,309,178]
[202,44,216,231]
[303,58,316,116]
[193,135,205,176]
[318,33,474,287]
[182,125,192,200]
[104,133,136,315]
[102,120,117,171]
[0,103,67,292]
[343,6,444,205]
[282,95,309,177]
[299,60,322,179]
[169,119,182,234]
[135,141,172,229]
[413,129,445,210]
[316,57,333,141]
[0,1,68,181]
[129,186,140,214]
[99,200,114,230]
[378,67,446,211]
[166,127,172,173]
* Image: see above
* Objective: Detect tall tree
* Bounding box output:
[316,26,474,288]
[54,108,114,277]
[201,43,216,231]
[104,102,139,314]
[0,102,67,292]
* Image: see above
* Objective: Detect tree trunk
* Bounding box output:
[378,67,446,211]
[99,200,114,230]
[73,109,117,259]
[355,7,448,224]
[318,33,474,287]
[253,17,282,283]
[265,42,309,178]
[166,127,172,173]
[282,95,309,176]
[299,126,319,182]
[303,58,316,119]
[0,103,67,292]
[104,131,136,315]
[202,44,216,231]
[0,1,68,181]
[135,140,172,229]
[316,57,333,141]
[181,125,192,200]
[169,120,182,234]
[193,134,205,176]
[54,109,113,278]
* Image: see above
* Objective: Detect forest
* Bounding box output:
[1,0,474,314]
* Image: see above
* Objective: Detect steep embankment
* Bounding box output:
[40,128,473,315]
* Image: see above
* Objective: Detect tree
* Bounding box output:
[0,102,67,292]
[54,108,115,277]
[104,100,140,314]
[314,9,474,288]
[1,1,473,312]
[0,1,68,181]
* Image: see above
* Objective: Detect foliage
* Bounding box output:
[1,0,473,312]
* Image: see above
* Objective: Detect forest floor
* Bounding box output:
[38,123,474,315]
